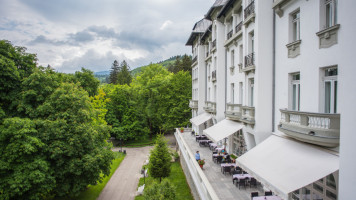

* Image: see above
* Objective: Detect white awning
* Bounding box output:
[236,135,339,199]
[190,112,212,126]
[203,119,244,143]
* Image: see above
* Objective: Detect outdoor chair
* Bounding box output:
[265,191,273,196]
[249,178,257,188]
[223,166,231,175]
[236,166,242,171]
[232,169,240,175]
[237,178,247,189]
[251,192,259,200]
[216,156,223,164]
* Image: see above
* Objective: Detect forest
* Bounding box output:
[0,40,192,199]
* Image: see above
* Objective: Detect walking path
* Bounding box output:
[98,146,152,200]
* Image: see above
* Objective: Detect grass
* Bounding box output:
[135,162,194,200]
[57,151,125,200]
[114,135,157,148]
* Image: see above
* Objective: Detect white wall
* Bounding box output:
[338,0,356,198]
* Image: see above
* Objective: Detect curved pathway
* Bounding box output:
[98,146,152,200]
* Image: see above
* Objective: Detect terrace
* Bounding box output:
[175,129,265,200]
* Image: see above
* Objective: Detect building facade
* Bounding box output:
[186,0,356,199]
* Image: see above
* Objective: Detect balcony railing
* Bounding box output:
[212,39,216,49]
[235,21,242,33]
[211,70,216,82]
[279,109,340,147]
[241,106,255,125]
[244,52,255,71]
[189,99,198,109]
[225,103,242,120]
[192,56,197,64]
[174,130,219,200]
[244,0,255,20]
[203,101,216,114]
[227,30,233,40]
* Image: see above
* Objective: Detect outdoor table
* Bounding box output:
[209,143,217,150]
[253,196,282,200]
[199,140,211,147]
[232,173,252,181]
[215,147,225,153]
[195,135,207,141]
[220,163,236,172]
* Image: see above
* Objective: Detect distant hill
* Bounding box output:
[130,55,180,77]
[95,55,187,83]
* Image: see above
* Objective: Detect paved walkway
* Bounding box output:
[98,146,152,200]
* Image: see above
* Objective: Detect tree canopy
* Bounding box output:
[148,134,172,182]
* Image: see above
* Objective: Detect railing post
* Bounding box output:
[300,114,308,126]
[285,111,290,122]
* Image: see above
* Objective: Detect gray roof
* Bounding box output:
[186,19,212,46]
[205,0,229,20]
[217,0,238,19]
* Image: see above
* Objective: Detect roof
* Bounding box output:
[201,25,212,43]
[186,19,212,46]
[205,0,229,20]
[217,0,238,19]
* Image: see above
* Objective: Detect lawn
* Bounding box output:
[135,162,194,200]
[57,151,125,200]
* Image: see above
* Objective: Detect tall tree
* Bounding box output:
[74,68,100,97]
[109,60,120,84]
[148,134,171,182]
[117,60,132,85]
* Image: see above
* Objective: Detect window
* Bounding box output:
[249,32,255,53]
[214,85,217,102]
[291,73,300,111]
[325,0,337,28]
[291,10,300,41]
[231,83,235,103]
[239,82,243,104]
[249,79,254,107]
[231,50,235,67]
[239,45,243,65]
[324,67,338,113]
[208,88,210,101]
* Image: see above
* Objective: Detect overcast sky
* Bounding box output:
[0,0,215,73]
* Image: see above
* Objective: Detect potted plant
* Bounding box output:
[198,159,205,169]
[230,154,237,163]
[180,127,184,133]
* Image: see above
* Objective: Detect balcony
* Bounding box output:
[189,99,198,109]
[243,52,255,73]
[227,30,233,40]
[241,106,255,125]
[244,0,255,26]
[278,109,340,147]
[211,70,216,82]
[235,21,242,34]
[211,39,217,53]
[203,101,216,114]
[225,103,242,120]
[192,56,197,64]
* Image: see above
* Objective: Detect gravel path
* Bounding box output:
[98,146,152,200]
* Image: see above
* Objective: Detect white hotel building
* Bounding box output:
[183,0,356,199]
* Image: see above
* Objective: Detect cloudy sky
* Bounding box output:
[0,0,215,73]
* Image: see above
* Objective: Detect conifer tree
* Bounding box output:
[148,134,171,182]
[117,60,132,85]
[109,60,120,84]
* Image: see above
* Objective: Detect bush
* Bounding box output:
[143,179,176,200]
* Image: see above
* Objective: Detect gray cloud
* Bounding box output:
[2,0,216,73]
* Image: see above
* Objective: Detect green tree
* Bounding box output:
[143,179,176,200]
[35,83,114,197]
[109,60,120,84]
[0,117,55,200]
[117,60,132,85]
[18,67,61,118]
[74,67,100,96]
[0,40,37,115]
[162,71,192,130]
[148,134,171,182]
[106,85,149,140]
